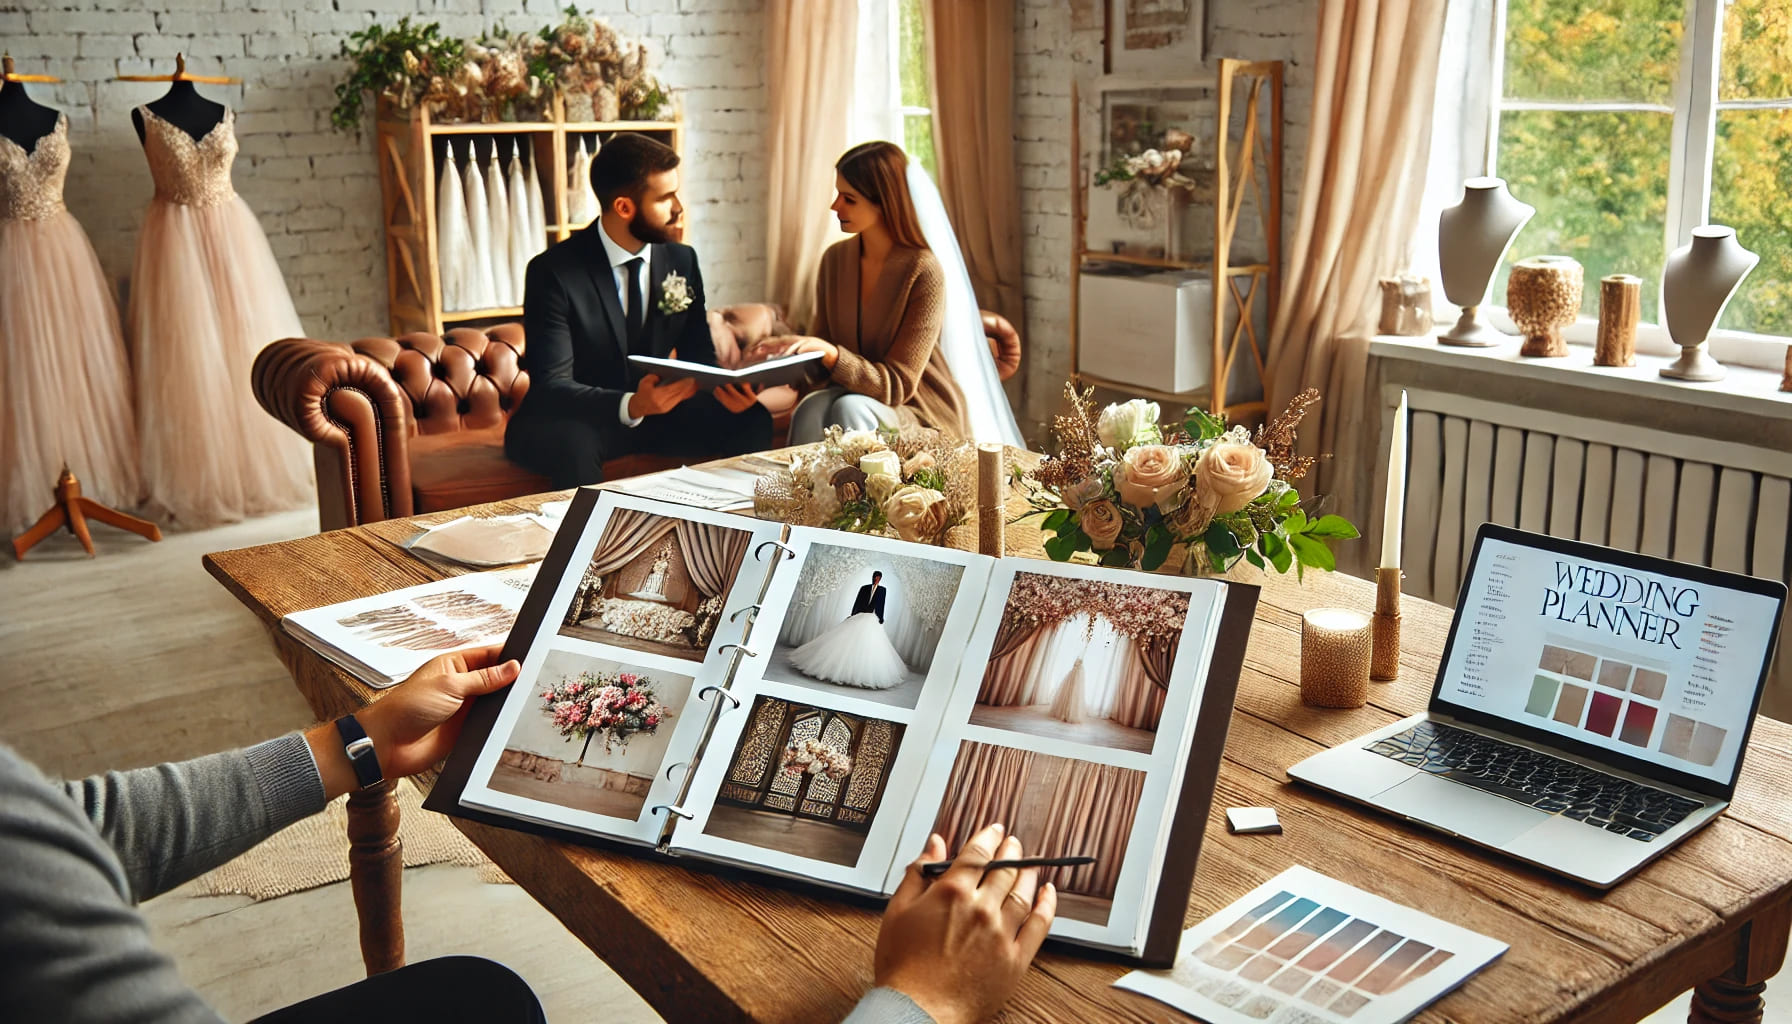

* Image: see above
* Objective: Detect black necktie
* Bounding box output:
[624,256,646,353]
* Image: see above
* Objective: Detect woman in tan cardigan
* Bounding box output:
[761,142,971,441]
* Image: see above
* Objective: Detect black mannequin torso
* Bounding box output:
[0,79,61,154]
[132,79,226,145]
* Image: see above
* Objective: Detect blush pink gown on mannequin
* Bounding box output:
[128,105,312,527]
[0,114,141,534]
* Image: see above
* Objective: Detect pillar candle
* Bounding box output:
[1301,608,1374,709]
[1380,390,1408,571]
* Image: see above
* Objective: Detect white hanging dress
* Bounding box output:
[568,138,598,226]
[461,147,496,311]
[435,146,469,312]
[506,141,534,298]
[1048,657,1090,724]
[525,146,547,253]
[483,145,512,308]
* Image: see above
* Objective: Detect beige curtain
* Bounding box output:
[589,510,677,576]
[1109,636,1165,731]
[932,743,1034,852]
[673,520,751,598]
[1037,762,1143,899]
[1264,0,1447,551]
[924,0,1025,327]
[765,0,858,330]
[1140,633,1178,691]
[976,629,1049,706]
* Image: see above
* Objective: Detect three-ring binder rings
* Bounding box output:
[426,487,1259,964]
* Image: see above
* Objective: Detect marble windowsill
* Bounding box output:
[1369,334,1792,423]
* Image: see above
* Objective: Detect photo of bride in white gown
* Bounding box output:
[768,545,968,710]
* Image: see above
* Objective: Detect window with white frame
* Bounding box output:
[1489,0,1789,339]
[851,0,938,177]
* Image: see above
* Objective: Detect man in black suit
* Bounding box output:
[852,571,887,624]
[506,134,773,487]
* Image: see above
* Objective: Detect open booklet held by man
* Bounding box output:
[428,489,1257,964]
[628,350,826,390]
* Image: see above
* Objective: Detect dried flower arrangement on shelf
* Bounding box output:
[1093,124,1213,232]
[754,426,982,546]
[331,8,671,133]
[1021,385,1358,576]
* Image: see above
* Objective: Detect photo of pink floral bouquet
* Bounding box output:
[781,738,853,781]
[541,668,673,760]
[1023,384,1358,576]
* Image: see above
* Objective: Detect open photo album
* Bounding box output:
[428,488,1258,962]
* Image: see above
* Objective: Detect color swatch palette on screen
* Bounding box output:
[1118,867,1507,1024]
[1524,644,1726,767]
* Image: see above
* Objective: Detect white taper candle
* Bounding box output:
[1381,390,1408,571]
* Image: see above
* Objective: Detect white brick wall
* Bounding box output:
[1013,0,1321,433]
[18,0,767,343]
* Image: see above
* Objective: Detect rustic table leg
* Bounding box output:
[345,780,404,975]
[1691,901,1792,1024]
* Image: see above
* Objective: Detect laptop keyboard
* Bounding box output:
[1367,720,1705,843]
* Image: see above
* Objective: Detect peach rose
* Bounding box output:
[1079,499,1125,551]
[884,485,950,543]
[1114,445,1191,511]
[902,450,936,477]
[1195,442,1273,515]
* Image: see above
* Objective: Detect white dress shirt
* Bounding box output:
[596,223,653,428]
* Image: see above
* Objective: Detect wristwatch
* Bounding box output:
[333,714,385,790]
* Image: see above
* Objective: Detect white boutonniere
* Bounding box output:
[657,270,693,314]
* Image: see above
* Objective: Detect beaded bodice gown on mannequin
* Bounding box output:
[0,114,142,533]
[128,105,311,527]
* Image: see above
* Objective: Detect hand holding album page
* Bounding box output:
[1116,866,1506,1023]
[430,489,1255,960]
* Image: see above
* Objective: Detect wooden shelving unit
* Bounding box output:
[1068,59,1282,420]
[375,94,682,337]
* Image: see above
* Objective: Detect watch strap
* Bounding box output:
[333,714,385,790]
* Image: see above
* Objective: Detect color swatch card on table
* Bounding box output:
[1116,866,1506,1023]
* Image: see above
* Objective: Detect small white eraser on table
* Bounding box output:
[1226,807,1281,834]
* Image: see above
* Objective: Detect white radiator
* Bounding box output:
[1395,388,1792,711]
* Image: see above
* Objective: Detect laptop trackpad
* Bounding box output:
[1375,775,1543,847]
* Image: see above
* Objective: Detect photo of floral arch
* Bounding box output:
[558,509,752,661]
[932,740,1146,926]
[967,573,1191,754]
[704,695,906,867]
[488,649,693,820]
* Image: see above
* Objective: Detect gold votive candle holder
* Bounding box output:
[1371,567,1402,681]
[1302,608,1374,709]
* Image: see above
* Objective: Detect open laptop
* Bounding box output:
[1288,524,1787,888]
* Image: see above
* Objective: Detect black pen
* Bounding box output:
[919,855,1096,878]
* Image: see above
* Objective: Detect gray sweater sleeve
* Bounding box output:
[841,987,937,1024]
[0,735,327,1023]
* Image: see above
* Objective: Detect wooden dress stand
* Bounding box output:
[13,466,161,560]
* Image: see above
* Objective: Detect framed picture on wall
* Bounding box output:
[1106,0,1208,73]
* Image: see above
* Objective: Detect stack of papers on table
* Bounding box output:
[282,566,537,688]
[612,465,760,511]
[402,514,558,568]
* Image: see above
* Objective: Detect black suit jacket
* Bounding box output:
[515,228,715,424]
[852,584,887,623]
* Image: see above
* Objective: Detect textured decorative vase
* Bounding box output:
[1437,178,1534,347]
[1507,256,1583,357]
[564,91,596,123]
[1378,274,1435,336]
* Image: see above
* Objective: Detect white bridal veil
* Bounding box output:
[904,161,1026,448]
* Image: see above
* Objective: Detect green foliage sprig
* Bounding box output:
[331,17,466,135]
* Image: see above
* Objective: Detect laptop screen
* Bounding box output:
[1435,528,1785,791]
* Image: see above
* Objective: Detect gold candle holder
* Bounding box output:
[977,443,1005,558]
[1372,567,1402,681]
[1301,608,1374,709]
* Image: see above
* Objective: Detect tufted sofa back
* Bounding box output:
[349,324,530,434]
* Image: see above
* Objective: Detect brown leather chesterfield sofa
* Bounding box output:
[254,315,1024,532]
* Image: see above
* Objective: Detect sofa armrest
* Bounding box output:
[981,311,1022,382]
[253,338,416,532]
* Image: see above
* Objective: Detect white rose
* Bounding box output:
[1097,399,1162,450]
[860,450,902,481]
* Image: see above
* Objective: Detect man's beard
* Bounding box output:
[630,209,680,245]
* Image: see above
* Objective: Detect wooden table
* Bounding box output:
[205,459,1792,1023]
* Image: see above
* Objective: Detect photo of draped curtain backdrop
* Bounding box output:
[765,543,969,710]
[968,573,1190,755]
[488,648,693,820]
[558,509,752,660]
[705,694,907,867]
[932,740,1145,926]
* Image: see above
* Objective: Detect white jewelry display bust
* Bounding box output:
[1660,225,1759,383]
[1438,177,1534,347]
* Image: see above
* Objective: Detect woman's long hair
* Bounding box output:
[836,141,930,250]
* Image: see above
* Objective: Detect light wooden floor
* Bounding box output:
[0,509,660,1023]
[1,509,1776,1022]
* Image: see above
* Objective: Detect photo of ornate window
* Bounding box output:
[558,509,752,660]
[704,696,907,867]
